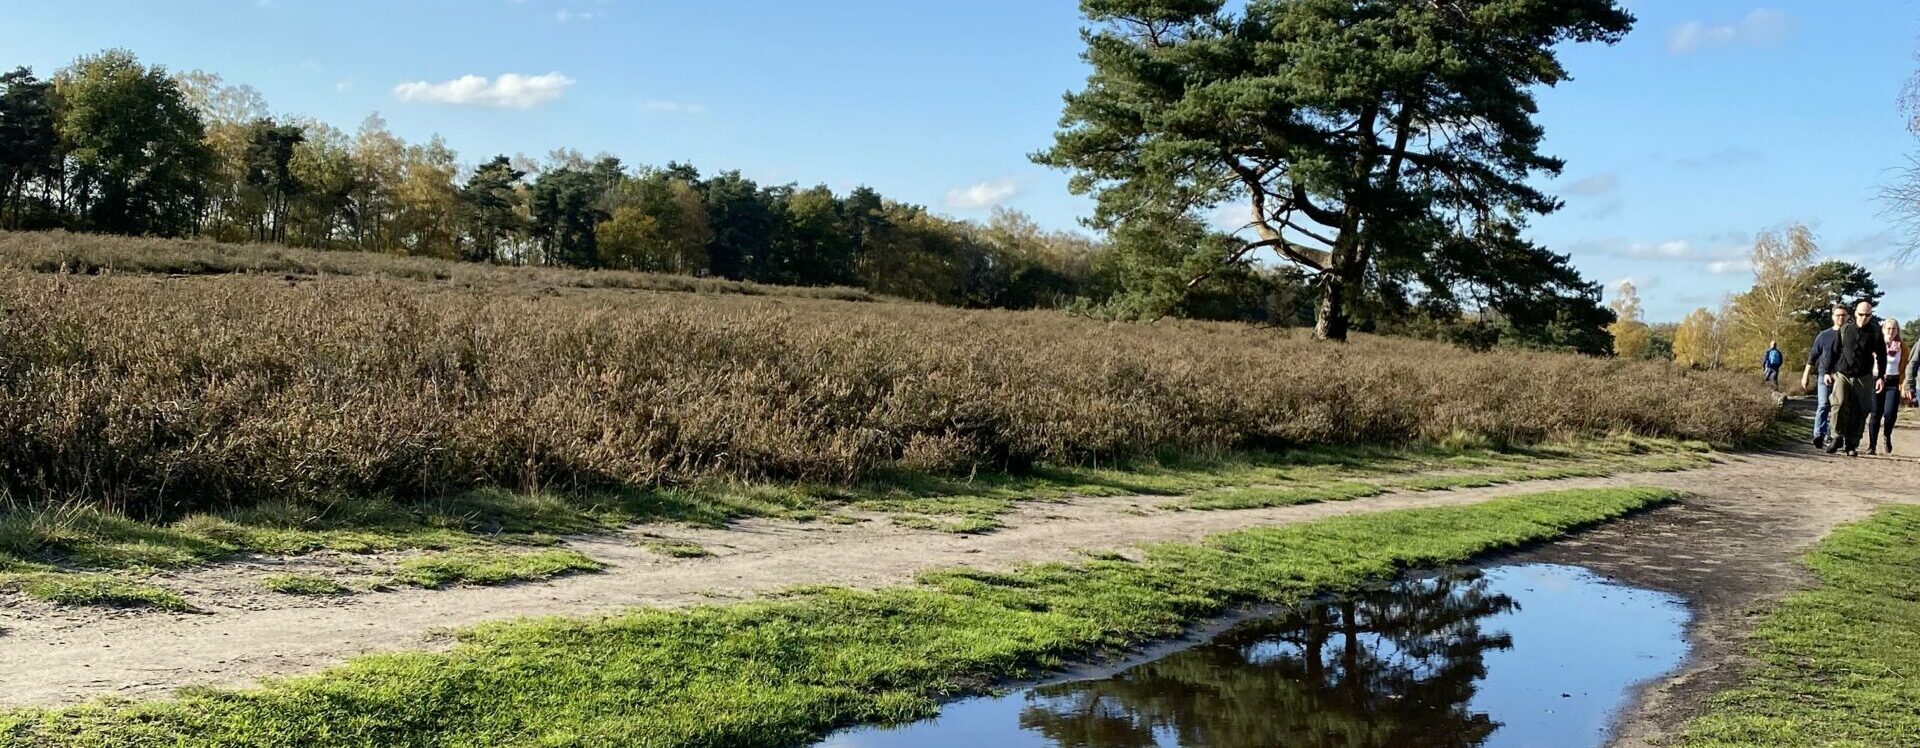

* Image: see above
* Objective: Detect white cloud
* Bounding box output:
[944,178,1021,210]
[333,79,354,93]
[1705,259,1752,275]
[1669,9,1793,55]
[393,73,574,110]
[640,100,709,115]
[1620,240,1694,259]
[556,9,599,22]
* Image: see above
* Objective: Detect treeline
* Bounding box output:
[0,50,1108,309]
[1607,223,1889,374]
[0,48,1612,349]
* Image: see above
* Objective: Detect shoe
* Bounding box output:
[1827,442,1842,454]
[1848,449,1859,458]
[1868,447,1878,455]
[1814,436,1827,448]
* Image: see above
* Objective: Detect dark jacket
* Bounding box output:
[1823,317,1888,378]
[1809,328,1839,375]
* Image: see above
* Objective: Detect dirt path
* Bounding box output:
[2,431,1915,734]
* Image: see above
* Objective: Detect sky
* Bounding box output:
[0,0,1915,322]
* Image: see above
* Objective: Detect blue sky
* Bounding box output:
[1,0,1914,321]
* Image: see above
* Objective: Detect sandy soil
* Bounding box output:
[2,414,1911,748]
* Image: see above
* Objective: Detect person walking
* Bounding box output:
[1804,307,1845,449]
[1763,341,1784,390]
[1869,318,1904,455]
[1822,301,1888,457]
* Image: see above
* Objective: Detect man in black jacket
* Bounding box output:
[1821,300,1888,456]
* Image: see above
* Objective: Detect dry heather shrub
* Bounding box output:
[0,230,876,302]
[0,271,1775,516]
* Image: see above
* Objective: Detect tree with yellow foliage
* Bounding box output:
[1607,281,1653,359]
[1672,307,1724,369]
[1726,224,1819,373]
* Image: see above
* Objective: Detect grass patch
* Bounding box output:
[261,574,349,596]
[0,486,1678,748]
[1677,505,1920,747]
[637,539,714,559]
[391,549,604,590]
[1184,482,1387,510]
[889,515,1004,534]
[3,573,190,611]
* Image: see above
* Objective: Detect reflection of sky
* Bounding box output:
[1472,565,1689,748]
[814,564,1690,748]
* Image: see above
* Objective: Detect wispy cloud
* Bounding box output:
[944,178,1021,210]
[1563,172,1620,197]
[556,8,599,22]
[393,73,574,110]
[1705,259,1752,275]
[1669,9,1793,55]
[640,100,708,115]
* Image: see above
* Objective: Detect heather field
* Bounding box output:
[0,232,1775,517]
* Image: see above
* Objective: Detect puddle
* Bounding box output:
[816,564,1690,748]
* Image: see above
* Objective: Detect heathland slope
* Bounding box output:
[0,232,1774,518]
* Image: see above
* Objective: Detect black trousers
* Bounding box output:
[1869,376,1903,450]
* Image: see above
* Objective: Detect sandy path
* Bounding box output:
[4,433,1915,730]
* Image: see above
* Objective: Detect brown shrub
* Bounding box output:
[0,259,1776,516]
[0,230,877,303]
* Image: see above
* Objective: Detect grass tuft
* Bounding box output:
[391,549,604,589]
[260,574,349,596]
[5,573,191,611]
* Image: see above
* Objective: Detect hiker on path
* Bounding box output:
[1804,307,1845,449]
[1869,318,1904,455]
[1763,341,1784,389]
[1821,301,1888,457]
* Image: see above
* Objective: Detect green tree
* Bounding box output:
[243,119,305,243]
[1037,0,1632,341]
[698,170,777,280]
[284,118,357,249]
[0,67,62,229]
[1799,260,1880,325]
[54,49,214,237]
[529,164,607,267]
[460,155,527,263]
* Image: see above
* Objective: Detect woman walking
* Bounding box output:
[1870,318,1905,455]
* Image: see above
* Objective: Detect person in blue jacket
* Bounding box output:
[1763,341,1783,390]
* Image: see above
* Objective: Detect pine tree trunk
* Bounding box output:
[1314,274,1350,342]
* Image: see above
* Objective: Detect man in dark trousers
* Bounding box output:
[1802,306,1845,448]
[1821,300,1888,457]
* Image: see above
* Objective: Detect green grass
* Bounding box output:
[390,549,605,590]
[3,573,191,611]
[1183,482,1387,510]
[0,486,1678,748]
[261,574,350,596]
[638,539,715,559]
[1677,505,1920,747]
[0,433,1718,598]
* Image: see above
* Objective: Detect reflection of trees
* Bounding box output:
[1016,572,1516,748]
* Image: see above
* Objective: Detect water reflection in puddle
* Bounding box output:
[818,564,1689,748]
